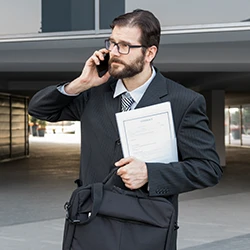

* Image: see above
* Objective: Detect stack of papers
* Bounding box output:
[115,102,178,163]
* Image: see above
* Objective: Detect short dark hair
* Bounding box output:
[110,9,161,50]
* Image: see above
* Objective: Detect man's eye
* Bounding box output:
[119,43,128,48]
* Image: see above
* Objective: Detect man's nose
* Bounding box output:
[110,44,120,56]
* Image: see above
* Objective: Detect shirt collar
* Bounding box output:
[113,67,156,105]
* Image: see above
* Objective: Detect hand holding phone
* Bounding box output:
[96,53,110,77]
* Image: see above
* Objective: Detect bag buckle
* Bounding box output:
[64,202,69,211]
[64,202,71,220]
[72,219,80,224]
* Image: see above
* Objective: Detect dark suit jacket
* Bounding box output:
[28,69,222,248]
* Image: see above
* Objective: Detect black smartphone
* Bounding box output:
[96,53,110,77]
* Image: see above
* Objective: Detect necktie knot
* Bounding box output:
[121,92,134,112]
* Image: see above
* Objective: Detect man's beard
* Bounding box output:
[109,53,145,79]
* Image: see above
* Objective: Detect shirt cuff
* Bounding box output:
[57,83,79,96]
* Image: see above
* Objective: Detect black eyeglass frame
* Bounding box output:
[105,39,146,55]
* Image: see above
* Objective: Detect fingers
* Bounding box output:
[115,157,148,189]
[79,48,109,82]
[92,50,103,65]
[115,157,136,177]
[92,49,109,65]
[116,168,134,189]
[115,157,133,167]
[124,182,133,190]
[118,171,145,190]
[84,48,108,68]
[116,166,127,176]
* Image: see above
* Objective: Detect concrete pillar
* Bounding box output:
[202,90,226,167]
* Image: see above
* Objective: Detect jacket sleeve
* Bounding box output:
[147,94,223,197]
[28,85,87,122]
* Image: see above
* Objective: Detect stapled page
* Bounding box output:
[115,102,178,163]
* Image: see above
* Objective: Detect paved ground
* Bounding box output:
[0,134,250,250]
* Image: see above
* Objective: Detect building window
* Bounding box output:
[226,105,250,146]
[41,0,124,33]
[99,0,124,30]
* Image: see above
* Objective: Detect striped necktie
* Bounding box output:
[121,92,135,112]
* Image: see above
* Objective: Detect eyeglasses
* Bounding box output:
[105,39,145,55]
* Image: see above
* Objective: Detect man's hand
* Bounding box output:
[115,157,148,189]
[65,49,110,95]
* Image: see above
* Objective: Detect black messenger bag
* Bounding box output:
[62,170,176,250]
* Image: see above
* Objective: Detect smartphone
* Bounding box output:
[96,53,110,77]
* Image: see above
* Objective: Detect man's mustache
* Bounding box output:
[109,58,126,65]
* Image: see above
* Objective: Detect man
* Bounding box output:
[28,9,223,249]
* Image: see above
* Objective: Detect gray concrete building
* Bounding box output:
[1,2,250,250]
[0,0,250,163]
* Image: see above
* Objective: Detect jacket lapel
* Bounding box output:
[104,80,120,134]
[136,70,169,109]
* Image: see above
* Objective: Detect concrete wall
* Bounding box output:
[1,0,250,36]
[125,0,250,26]
[0,0,40,35]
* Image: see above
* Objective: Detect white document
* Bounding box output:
[115,102,178,163]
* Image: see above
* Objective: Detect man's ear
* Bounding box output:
[146,45,158,63]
